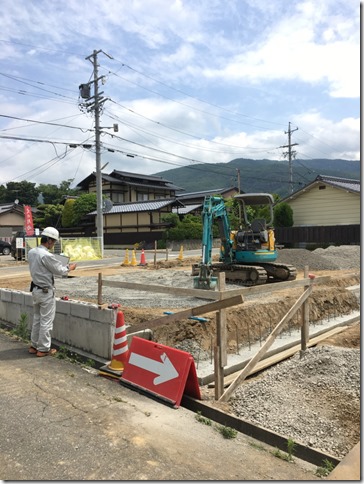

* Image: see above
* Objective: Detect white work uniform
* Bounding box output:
[28,245,70,352]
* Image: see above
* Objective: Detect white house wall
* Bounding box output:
[289,185,360,226]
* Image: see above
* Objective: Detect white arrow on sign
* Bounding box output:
[128,351,179,385]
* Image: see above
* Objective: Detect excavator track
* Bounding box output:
[192,262,297,287]
[259,263,297,282]
[210,263,268,286]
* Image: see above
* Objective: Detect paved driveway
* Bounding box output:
[0,331,319,481]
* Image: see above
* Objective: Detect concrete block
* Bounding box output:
[56,299,71,315]
[0,300,7,320]
[53,315,113,360]
[127,329,153,345]
[7,304,22,325]
[11,291,24,305]
[1,290,13,302]
[89,306,115,324]
[24,293,33,308]
[70,301,91,319]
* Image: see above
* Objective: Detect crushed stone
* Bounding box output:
[230,345,360,459]
[276,245,360,271]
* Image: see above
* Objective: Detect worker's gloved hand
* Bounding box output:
[69,263,77,271]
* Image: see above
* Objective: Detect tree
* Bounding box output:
[273,202,294,227]
[5,181,39,205]
[0,185,6,204]
[38,179,80,205]
[72,193,97,226]
[33,204,63,228]
[62,199,76,227]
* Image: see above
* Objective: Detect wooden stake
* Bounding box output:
[301,265,310,353]
[97,272,103,306]
[214,273,227,399]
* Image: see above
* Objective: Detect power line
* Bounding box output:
[0,114,89,132]
[108,60,287,129]
[105,104,278,154]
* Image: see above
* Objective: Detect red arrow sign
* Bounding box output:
[120,337,201,407]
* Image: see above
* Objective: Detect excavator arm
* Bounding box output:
[194,196,233,289]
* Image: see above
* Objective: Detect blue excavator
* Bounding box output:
[193,193,297,289]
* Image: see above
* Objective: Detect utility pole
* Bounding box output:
[236,168,242,227]
[80,49,113,257]
[280,122,298,193]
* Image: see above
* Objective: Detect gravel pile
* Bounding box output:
[276,245,360,271]
[230,345,360,459]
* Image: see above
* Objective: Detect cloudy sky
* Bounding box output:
[0,0,359,189]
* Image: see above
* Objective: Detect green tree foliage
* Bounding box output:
[163,214,200,241]
[0,185,6,203]
[161,212,179,228]
[273,202,294,227]
[72,193,97,226]
[38,179,79,205]
[33,204,63,228]
[62,199,76,227]
[4,181,39,205]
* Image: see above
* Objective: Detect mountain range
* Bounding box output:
[154,158,360,197]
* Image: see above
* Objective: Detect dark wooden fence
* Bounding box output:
[59,224,360,249]
[275,224,360,248]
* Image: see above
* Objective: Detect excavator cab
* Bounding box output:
[233,194,276,254]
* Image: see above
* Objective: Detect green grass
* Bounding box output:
[10,313,29,341]
[315,459,336,477]
[195,411,212,426]
[215,424,237,439]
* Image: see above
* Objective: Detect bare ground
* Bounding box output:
[1,248,360,462]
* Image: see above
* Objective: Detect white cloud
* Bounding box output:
[0,0,359,188]
[202,0,359,98]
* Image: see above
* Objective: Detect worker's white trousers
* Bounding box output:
[30,288,56,352]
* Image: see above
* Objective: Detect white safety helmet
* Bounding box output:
[41,227,60,241]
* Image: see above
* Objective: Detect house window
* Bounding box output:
[137,193,149,201]
[113,193,125,203]
[318,185,326,190]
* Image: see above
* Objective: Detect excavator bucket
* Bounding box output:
[193,264,218,290]
[193,275,218,290]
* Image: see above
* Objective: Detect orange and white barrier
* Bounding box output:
[99,311,129,378]
[108,311,129,371]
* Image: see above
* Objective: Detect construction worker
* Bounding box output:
[28,227,77,357]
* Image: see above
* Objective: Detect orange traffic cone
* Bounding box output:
[130,249,137,266]
[99,311,129,379]
[139,249,147,266]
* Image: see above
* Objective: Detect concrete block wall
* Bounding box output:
[0,289,116,360]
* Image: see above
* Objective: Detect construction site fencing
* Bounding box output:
[24,237,102,262]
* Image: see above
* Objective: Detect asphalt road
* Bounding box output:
[0,248,206,276]
[0,331,319,481]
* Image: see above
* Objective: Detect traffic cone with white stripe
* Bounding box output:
[99,311,129,379]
